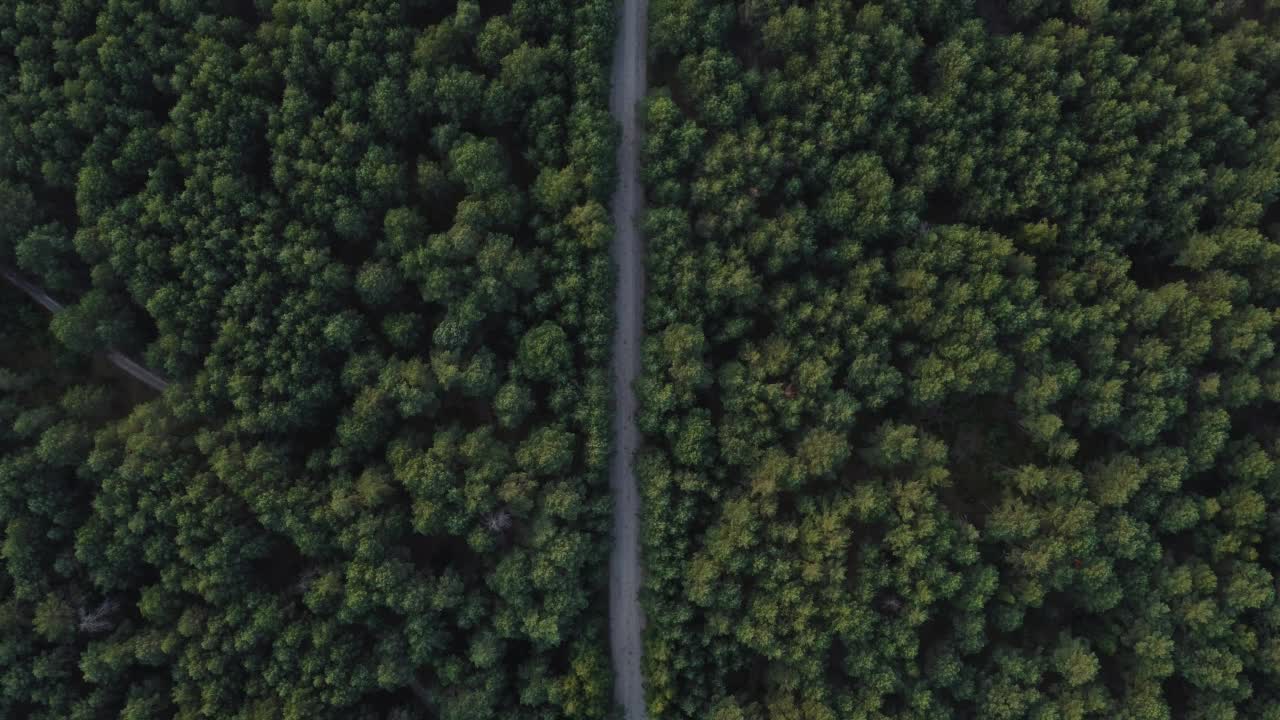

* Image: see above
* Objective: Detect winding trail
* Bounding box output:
[1,264,168,392]
[607,0,648,714]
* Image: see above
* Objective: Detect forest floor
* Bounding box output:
[607,0,648,714]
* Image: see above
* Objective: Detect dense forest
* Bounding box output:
[639,1,1280,719]
[0,1,616,718]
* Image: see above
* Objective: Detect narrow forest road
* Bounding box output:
[1,265,169,392]
[607,0,648,714]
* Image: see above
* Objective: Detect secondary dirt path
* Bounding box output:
[1,265,168,392]
[607,0,648,714]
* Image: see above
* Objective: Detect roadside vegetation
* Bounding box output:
[639,1,1280,718]
[0,2,615,718]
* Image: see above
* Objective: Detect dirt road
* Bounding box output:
[607,0,648,714]
[1,265,168,392]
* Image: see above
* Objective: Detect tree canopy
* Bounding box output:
[639,1,1280,719]
[0,1,615,718]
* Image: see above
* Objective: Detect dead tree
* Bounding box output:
[78,597,120,634]
[485,508,513,533]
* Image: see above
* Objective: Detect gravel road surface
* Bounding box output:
[607,0,649,714]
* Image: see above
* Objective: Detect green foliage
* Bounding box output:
[639,1,1280,718]
[0,0,616,717]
